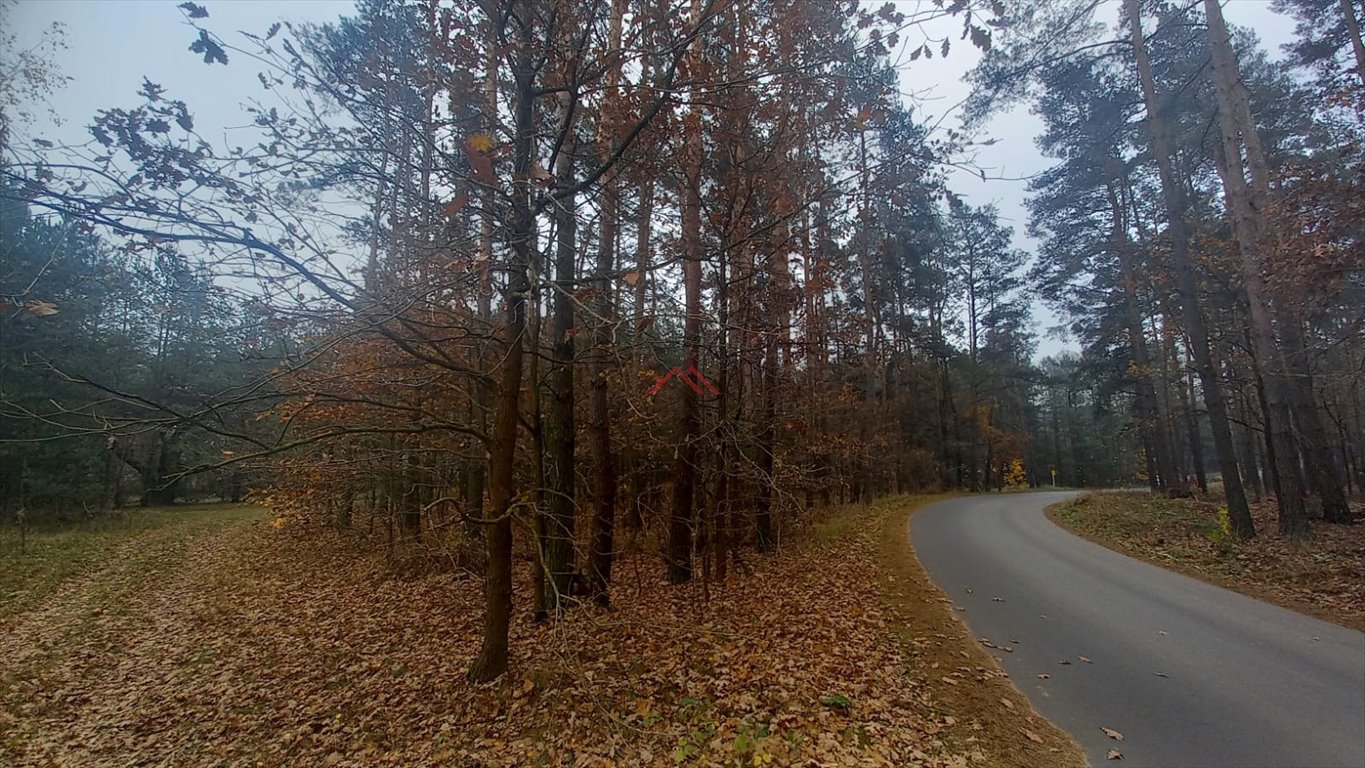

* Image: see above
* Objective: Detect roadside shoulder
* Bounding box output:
[1047,492,1365,632]
[879,495,1087,768]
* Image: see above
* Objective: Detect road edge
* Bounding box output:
[879,496,1087,768]
[1043,497,1365,632]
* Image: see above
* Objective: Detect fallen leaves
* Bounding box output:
[1051,493,1365,630]
[1107,748,1124,760]
[1101,726,1125,741]
[0,501,984,768]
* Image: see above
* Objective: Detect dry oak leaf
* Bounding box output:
[1101,726,1124,741]
[22,299,60,317]
[1020,727,1045,744]
[1107,748,1124,760]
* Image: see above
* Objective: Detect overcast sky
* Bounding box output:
[11,0,1298,358]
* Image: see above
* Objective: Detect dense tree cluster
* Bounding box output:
[4,0,1363,678]
[976,0,1365,534]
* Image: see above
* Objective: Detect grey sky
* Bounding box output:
[11,0,1299,359]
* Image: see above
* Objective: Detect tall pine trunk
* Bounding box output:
[587,0,626,603]
[1124,0,1254,537]
[545,93,579,612]
[1204,0,1311,537]
[668,0,704,583]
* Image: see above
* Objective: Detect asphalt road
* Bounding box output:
[911,492,1365,768]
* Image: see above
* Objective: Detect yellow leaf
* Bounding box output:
[467,133,494,152]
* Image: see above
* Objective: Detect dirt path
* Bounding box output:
[1,516,267,763]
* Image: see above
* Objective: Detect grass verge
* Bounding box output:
[0,503,264,619]
[876,495,1086,768]
[1049,492,1365,631]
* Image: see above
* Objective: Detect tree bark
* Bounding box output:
[1341,0,1365,88]
[586,0,626,603]
[1205,0,1310,537]
[468,4,534,683]
[1124,0,1254,537]
[545,92,580,613]
[667,0,705,584]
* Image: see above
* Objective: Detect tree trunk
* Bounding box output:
[1205,0,1309,538]
[755,335,777,552]
[545,88,580,613]
[1179,343,1208,490]
[1280,320,1352,522]
[1108,181,1176,490]
[1341,0,1365,88]
[1124,0,1254,537]
[586,0,626,604]
[668,0,704,584]
[465,19,499,539]
[468,8,534,683]
[528,257,548,620]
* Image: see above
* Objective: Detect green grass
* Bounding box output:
[0,502,263,619]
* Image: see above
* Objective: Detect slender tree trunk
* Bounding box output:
[755,333,777,552]
[623,178,654,534]
[1124,0,1254,537]
[1205,0,1309,537]
[1109,182,1175,490]
[1180,343,1208,490]
[1341,0,1365,88]
[586,0,626,603]
[545,96,579,612]
[465,20,499,539]
[468,8,534,683]
[714,235,732,581]
[668,0,704,584]
[1280,321,1352,522]
[528,285,548,620]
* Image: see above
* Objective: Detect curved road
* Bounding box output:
[912,492,1365,768]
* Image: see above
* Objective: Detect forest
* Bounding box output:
[2,0,1363,701]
